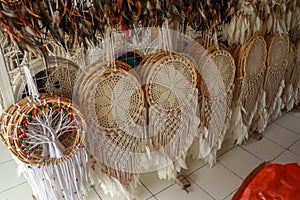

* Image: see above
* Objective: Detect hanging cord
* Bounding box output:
[24,66,40,99]
[159,20,173,56]
[104,24,116,69]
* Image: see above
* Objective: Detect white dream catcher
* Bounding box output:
[0,66,90,200]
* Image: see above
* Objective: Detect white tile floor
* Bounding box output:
[0,110,300,200]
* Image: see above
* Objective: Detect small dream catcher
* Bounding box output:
[227,34,267,145]
[0,67,90,200]
[13,57,80,100]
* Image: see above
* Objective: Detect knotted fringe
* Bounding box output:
[15,148,90,200]
[149,89,199,180]
[188,96,232,166]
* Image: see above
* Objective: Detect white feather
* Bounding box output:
[267,16,273,33]
[286,10,292,31]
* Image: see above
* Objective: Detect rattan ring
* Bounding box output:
[145,53,197,111]
[201,49,236,98]
[0,94,86,166]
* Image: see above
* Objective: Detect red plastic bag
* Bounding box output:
[239,163,300,200]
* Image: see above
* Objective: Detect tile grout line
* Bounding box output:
[274,122,300,135]
[287,137,300,149]
[186,177,216,200]
[0,159,14,166]
[151,183,175,196]
[0,181,27,194]
[222,189,237,200]
[91,186,102,200]
[140,181,159,199]
[217,144,237,157]
[240,135,286,161]
[271,148,288,162]
[274,115,300,135]
[218,162,244,181]
[239,144,268,162]
[286,149,300,158]
[183,163,208,176]
[289,111,300,119]
[263,132,300,150]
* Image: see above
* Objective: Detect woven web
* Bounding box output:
[240,36,267,126]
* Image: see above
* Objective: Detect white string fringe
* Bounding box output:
[15,148,90,200]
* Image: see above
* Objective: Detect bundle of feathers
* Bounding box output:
[0,0,233,55]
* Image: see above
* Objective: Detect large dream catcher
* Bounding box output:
[73,30,146,199]
[142,50,199,179]
[185,38,236,166]
[228,34,267,144]
[265,33,290,122]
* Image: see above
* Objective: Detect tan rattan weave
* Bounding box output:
[198,42,236,160]
[201,49,236,98]
[75,60,144,136]
[145,52,197,111]
[0,94,86,166]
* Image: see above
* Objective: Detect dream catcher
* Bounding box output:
[185,37,236,166]
[73,31,147,199]
[0,67,90,200]
[141,51,199,180]
[251,33,290,134]
[265,33,290,121]
[227,34,267,144]
[137,26,199,180]
[12,57,80,100]
[221,0,299,46]
[281,44,297,112]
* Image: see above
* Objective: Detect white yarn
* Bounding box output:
[24,65,39,98]
[149,89,199,180]
[15,148,90,200]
